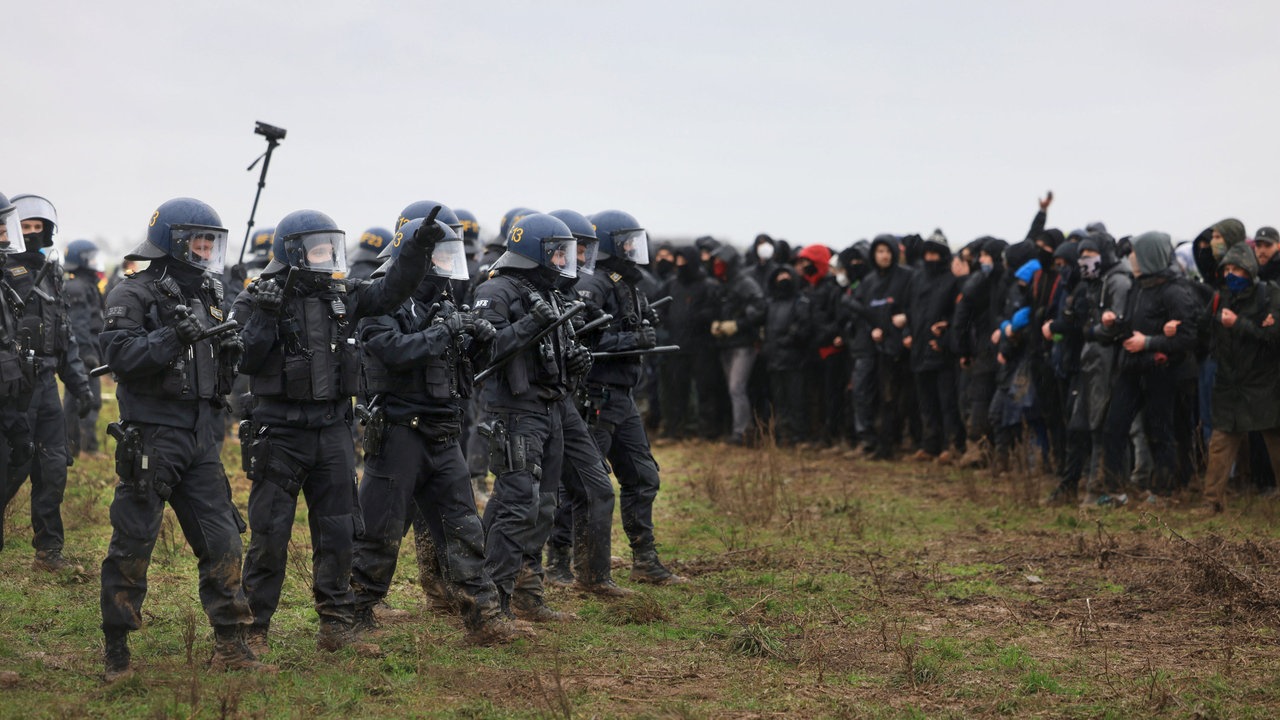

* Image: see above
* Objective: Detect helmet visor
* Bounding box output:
[577,237,599,275]
[614,229,650,265]
[431,238,470,280]
[286,230,348,273]
[170,224,228,271]
[544,237,578,278]
[0,208,21,253]
[12,195,58,232]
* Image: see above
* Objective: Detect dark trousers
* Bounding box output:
[965,368,997,444]
[1102,366,1179,496]
[100,424,252,634]
[818,353,849,445]
[768,368,807,444]
[875,354,912,458]
[351,426,495,628]
[482,407,564,598]
[850,356,878,450]
[4,369,68,552]
[549,396,617,583]
[915,365,964,455]
[242,422,360,629]
[589,389,660,554]
[65,373,101,455]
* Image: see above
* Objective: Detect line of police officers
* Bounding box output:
[0,192,687,681]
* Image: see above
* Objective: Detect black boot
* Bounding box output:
[545,544,574,587]
[211,625,277,673]
[631,548,688,585]
[103,630,132,682]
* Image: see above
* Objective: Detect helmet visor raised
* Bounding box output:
[170,224,228,271]
[431,238,470,280]
[544,237,578,278]
[286,230,348,273]
[614,229,650,265]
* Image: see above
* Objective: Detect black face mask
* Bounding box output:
[23,233,43,253]
[849,263,870,282]
[923,259,946,275]
[677,262,700,282]
[555,275,578,293]
[800,263,818,278]
[294,270,333,295]
[655,258,674,277]
[774,275,797,297]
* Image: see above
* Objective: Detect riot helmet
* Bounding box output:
[65,239,102,272]
[350,227,393,266]
[589,210,649,265]
[265,209,347,275]
[11,193,58,249]
[397,201,462,239]
[489,213,577,279]
[127,197,228,272]
[548,209,599,276]
[372,218,468,281]
[0,193,22,253]
[248,226,275,265]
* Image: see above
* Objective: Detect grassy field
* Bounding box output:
[4,393,1280,719]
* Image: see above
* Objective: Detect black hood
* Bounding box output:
[767,265,800,298]
[980,237,1008,271]
[869,234,900,274]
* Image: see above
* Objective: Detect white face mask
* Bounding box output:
[835,270,850,287]
[756,242,775,261]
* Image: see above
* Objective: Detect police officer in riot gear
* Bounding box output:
[1,193,93,574]
[63,239,105,457]
[576,210,686,585]
[349,219,527,644]
[233,207,431,656]
[0,192,36,553]
[347,227,393,281]
[472,212,588,621]
[542,209,632,597]
[98,198,270,681]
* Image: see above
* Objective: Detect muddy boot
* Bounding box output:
[574,578,635,599]
[511,591,576,623]
[936,445,960,466]
[956,439,988,469]
[316,620,382,657]
[353,605,380,635]
[545,544,574,588]
[33,549,85,576]
[372,600,411,623]
[103,630,132,682]
[630,548,688,585]
[467,601,536,645]
[244,625,269,657]
[211,625,277,673]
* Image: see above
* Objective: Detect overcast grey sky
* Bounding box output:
[8,1,1279,262]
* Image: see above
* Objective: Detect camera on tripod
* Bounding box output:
[254,121,287,142]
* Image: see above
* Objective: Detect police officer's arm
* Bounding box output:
[349,240,429,321]
[230,288,278,375]
[577,283,636,353]
[359,313,452,369]
[474,283,543,359]
[100,286,185,376]
[56,332,92,399]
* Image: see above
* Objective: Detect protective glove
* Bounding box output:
[172,307,203,346]
[253,278,284,316]
[643,304,661,326]
[469,316,497,345]
[219,330,244,365]
[566,343,593,376]
[636,322,657,349]
[75,390,96,418]
[444,311,473,338]
[411,206,445,254]
[528,297,558,329]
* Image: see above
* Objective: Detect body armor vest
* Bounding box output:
[130,275,223,401]
[503,276,572,398]
[362,300,473,403]
[250,285,360,401]
[5,260,70,357]
[0,277,32,400]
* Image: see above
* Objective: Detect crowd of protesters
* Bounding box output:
[645,193,1280,514]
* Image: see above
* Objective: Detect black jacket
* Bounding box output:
[762,268,813,372]
[903,258,959,372]
[660,249,719,354]
[473,268,576,412]
[577,260,649,389]
[710,245,766,349]
[846,236,914,358]
[65,269,104,367]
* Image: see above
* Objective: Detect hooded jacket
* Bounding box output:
[762,267,813,371]
[1203,243,1280,432]
[1110,232,1201,372]
[903,240,958,372]
[846,235,914,358]
[1193,218,1248,287]
[710,244,766,349]
[661,246,720,352]
[950,237,1010,367]
[796,245,844,358]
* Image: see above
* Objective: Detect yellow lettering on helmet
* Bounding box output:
[396,216,409,230]
[362,232,383,248]
[510,228,523,244]
[392,231,403,248]
[149,211,160,227]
